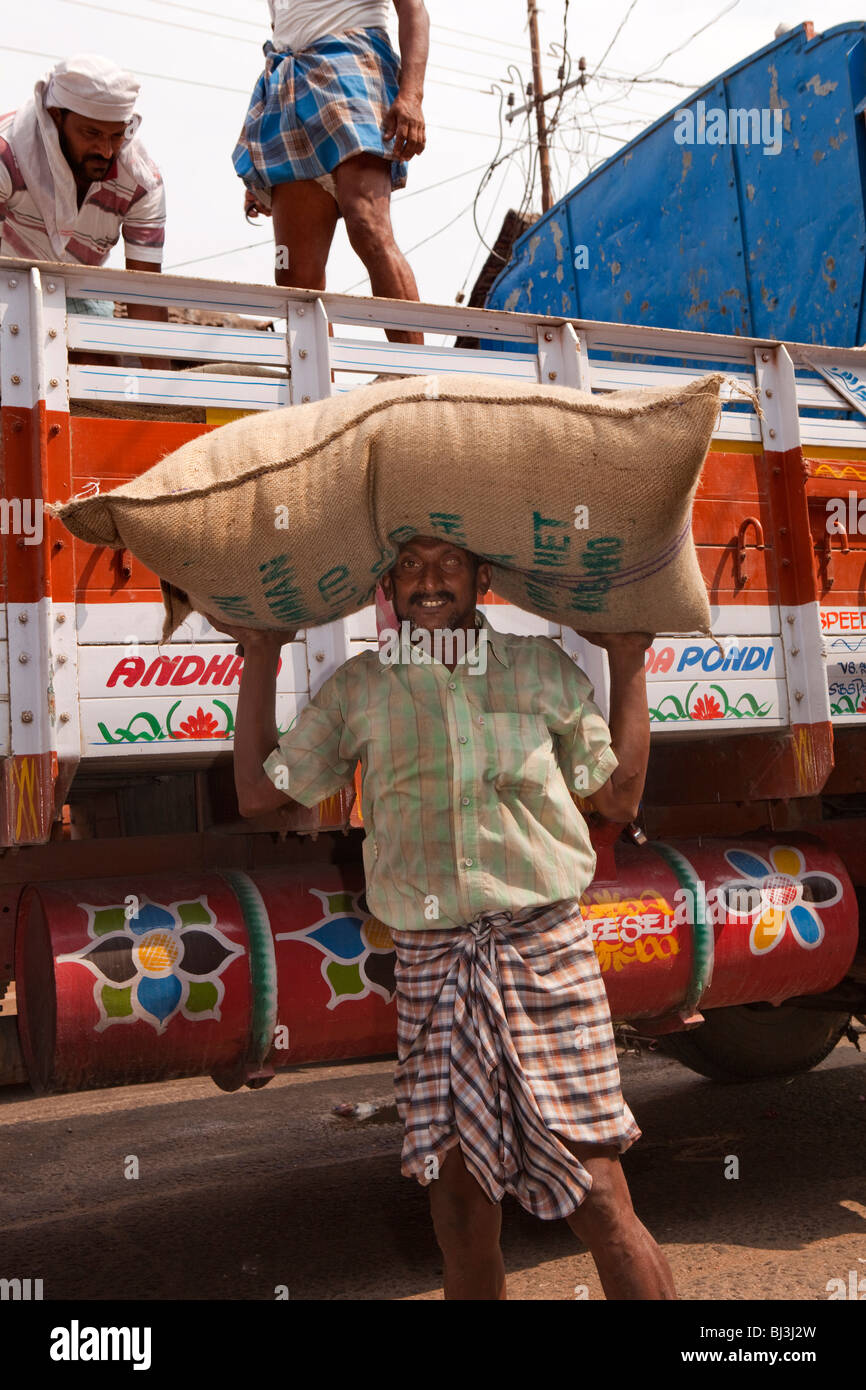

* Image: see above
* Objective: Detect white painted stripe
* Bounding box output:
[51,601,81,764]
[820,606,866,638]
[67,316,288,365]
[80,691,305,757]
[78,641,308,698]
[4,601,80,762]
[589,362,755,394]
[75,603,270,644]
[330,339,539,379]
[801,416,866,447]
[826,660,866,724]
[646,676,787,729]
[7,599,54,757]
[68,364,290,410]
[709,603,779,635]
[823,609,866,722]
[778,600,832,727]
[641,636,783,682]
[343,606,378,641]
[824,635,866,656]
[754,345,801,454]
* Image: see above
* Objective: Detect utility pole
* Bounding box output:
[527,0,553,212]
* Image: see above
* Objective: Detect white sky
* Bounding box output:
[2,2,863,306]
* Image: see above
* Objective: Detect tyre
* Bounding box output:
[657,1002,851,1082]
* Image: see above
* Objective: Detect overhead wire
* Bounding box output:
[340,194,483,294]
[139,2,551,68]
[0,42,531,130]
[459,152,515,300]
[3,5,693,303]
[142,1,563,77]
[164,158,500,270]
[431,24,529,56]
[54,0,526,91]
[589,0,641,81]
[467,87,533,267]
[635,0,742,78]
[595,69,699,88]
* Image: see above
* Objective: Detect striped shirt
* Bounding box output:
[0,112,165,266]
[263,614,618,931]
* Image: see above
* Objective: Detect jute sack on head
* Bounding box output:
[51,371,724,640]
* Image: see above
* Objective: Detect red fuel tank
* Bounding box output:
[12,833,858,1091]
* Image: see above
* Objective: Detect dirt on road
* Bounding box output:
[0,1037,864,1301]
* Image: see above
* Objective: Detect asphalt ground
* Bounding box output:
[0,1036,864,1303]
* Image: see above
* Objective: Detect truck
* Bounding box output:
[486,19,866,347]
[0,254,864,1095]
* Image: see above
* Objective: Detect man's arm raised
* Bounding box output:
[576,631,654,824]
[202,614,300,818]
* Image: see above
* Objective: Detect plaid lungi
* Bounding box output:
[232,27,408,205]
[392,898,641,1221]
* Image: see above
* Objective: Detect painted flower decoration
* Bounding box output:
[692,694,724,720]
[57,894,243,1032]
[178,707,222,738]
[858,696,866,714]
[276,888,396,1008]
[720,845,842,955]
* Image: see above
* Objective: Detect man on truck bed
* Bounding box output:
[206,535,674,1300]
[0,53,167,324]
[234,0,428,346]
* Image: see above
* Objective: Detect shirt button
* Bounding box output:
[478,717,485,726]
[461,796,471,806]
[463,857,473,868]
[448,681,457,690]
[458,735,468,744]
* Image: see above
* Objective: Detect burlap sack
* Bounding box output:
[51,371,724,640]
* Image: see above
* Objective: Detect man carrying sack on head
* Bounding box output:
[0,53,167,323]
[207,534,676,1301]
[234,0,428,346]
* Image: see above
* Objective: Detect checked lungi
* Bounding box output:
[392,898,641,1221]
[232,27,408,206]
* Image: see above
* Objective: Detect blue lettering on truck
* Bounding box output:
[676,645,774,673]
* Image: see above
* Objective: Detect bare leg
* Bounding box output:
[563,1142,677,1299]
[270,178,339,291]
[334,153,423,346]
[428,1144,506,1300]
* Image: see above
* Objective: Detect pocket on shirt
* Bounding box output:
[481,712,554,797]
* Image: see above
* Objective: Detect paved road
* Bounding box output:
[1,1037,864,1301]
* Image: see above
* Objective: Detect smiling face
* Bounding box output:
[49,108,128,184]
[380,535,492,637]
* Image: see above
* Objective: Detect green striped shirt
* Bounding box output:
[263,614,617,930]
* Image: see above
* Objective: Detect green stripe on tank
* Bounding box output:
[221,870,278,1068]
[648,841,715,1013]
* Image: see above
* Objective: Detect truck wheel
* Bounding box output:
[658,1003,851,1082]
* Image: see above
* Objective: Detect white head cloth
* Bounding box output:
[44,53,140,123]
[8,54,144,260]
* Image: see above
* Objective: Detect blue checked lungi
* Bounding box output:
[392,898,641,1221]
[232,27,408,205]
